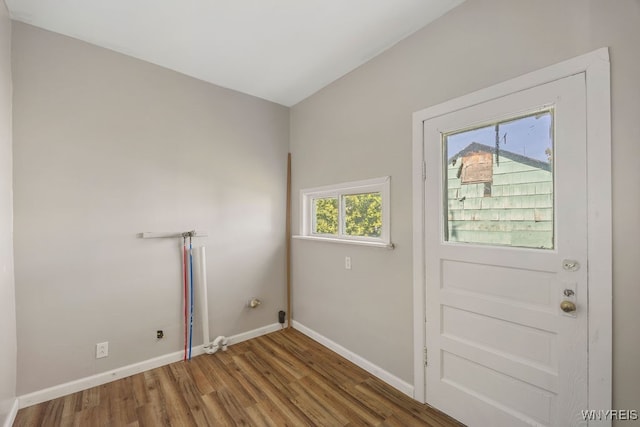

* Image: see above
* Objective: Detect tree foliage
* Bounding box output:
[314,198,338,234]
[344,193,382,237]
[313,193,382,237]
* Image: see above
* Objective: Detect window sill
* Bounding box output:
[292,235,395,249]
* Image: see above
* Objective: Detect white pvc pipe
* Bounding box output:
[197,246,213,353]
[197,247,229,355]
[212,335,228,353]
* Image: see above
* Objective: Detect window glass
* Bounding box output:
[300,176,391,247]
[312,197,338,235]
[343,192,382,238]
[444,110,554,249]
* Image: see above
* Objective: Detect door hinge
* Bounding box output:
[422,161,426,181]
[424,347,428,366]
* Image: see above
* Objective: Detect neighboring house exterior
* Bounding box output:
[446,142,553,249]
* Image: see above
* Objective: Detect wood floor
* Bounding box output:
[14,328,464,426]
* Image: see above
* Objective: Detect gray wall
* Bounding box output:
[0,1,16,422]
[290,0,640,414]
[12,23,289,394]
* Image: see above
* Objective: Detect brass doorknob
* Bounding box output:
[560,300,576,313]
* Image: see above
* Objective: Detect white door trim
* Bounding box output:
[411,48,611,419]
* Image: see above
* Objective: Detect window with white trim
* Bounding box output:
[298,176,392,248]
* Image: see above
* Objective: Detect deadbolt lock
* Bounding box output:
[562,259,580,272]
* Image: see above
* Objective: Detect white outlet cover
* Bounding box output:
[96,341,109,359]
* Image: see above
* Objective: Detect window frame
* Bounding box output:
[297,176,392,248]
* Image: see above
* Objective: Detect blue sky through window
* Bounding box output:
[445,111,553,163]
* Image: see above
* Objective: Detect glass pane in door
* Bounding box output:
[443,110,554,249]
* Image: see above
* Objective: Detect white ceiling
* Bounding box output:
[5,0,464,106]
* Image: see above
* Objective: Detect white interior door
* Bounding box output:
[423,73,588,427]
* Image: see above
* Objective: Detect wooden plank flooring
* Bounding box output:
[14,328,464,426]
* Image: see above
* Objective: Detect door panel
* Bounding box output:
[442,259,556,308]
[442,351,556,425]
[424,74,587,427]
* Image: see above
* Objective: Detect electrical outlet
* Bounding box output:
[96,342,109,359]
[345,256,352,270]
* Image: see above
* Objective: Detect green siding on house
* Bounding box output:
[446,152,553,249]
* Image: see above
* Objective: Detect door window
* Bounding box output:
[443,110,554,249]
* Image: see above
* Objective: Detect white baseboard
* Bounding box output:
[292,320,414,398]
[225,322,284,345]
[1,398,18,427]
[18,323,283,409]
